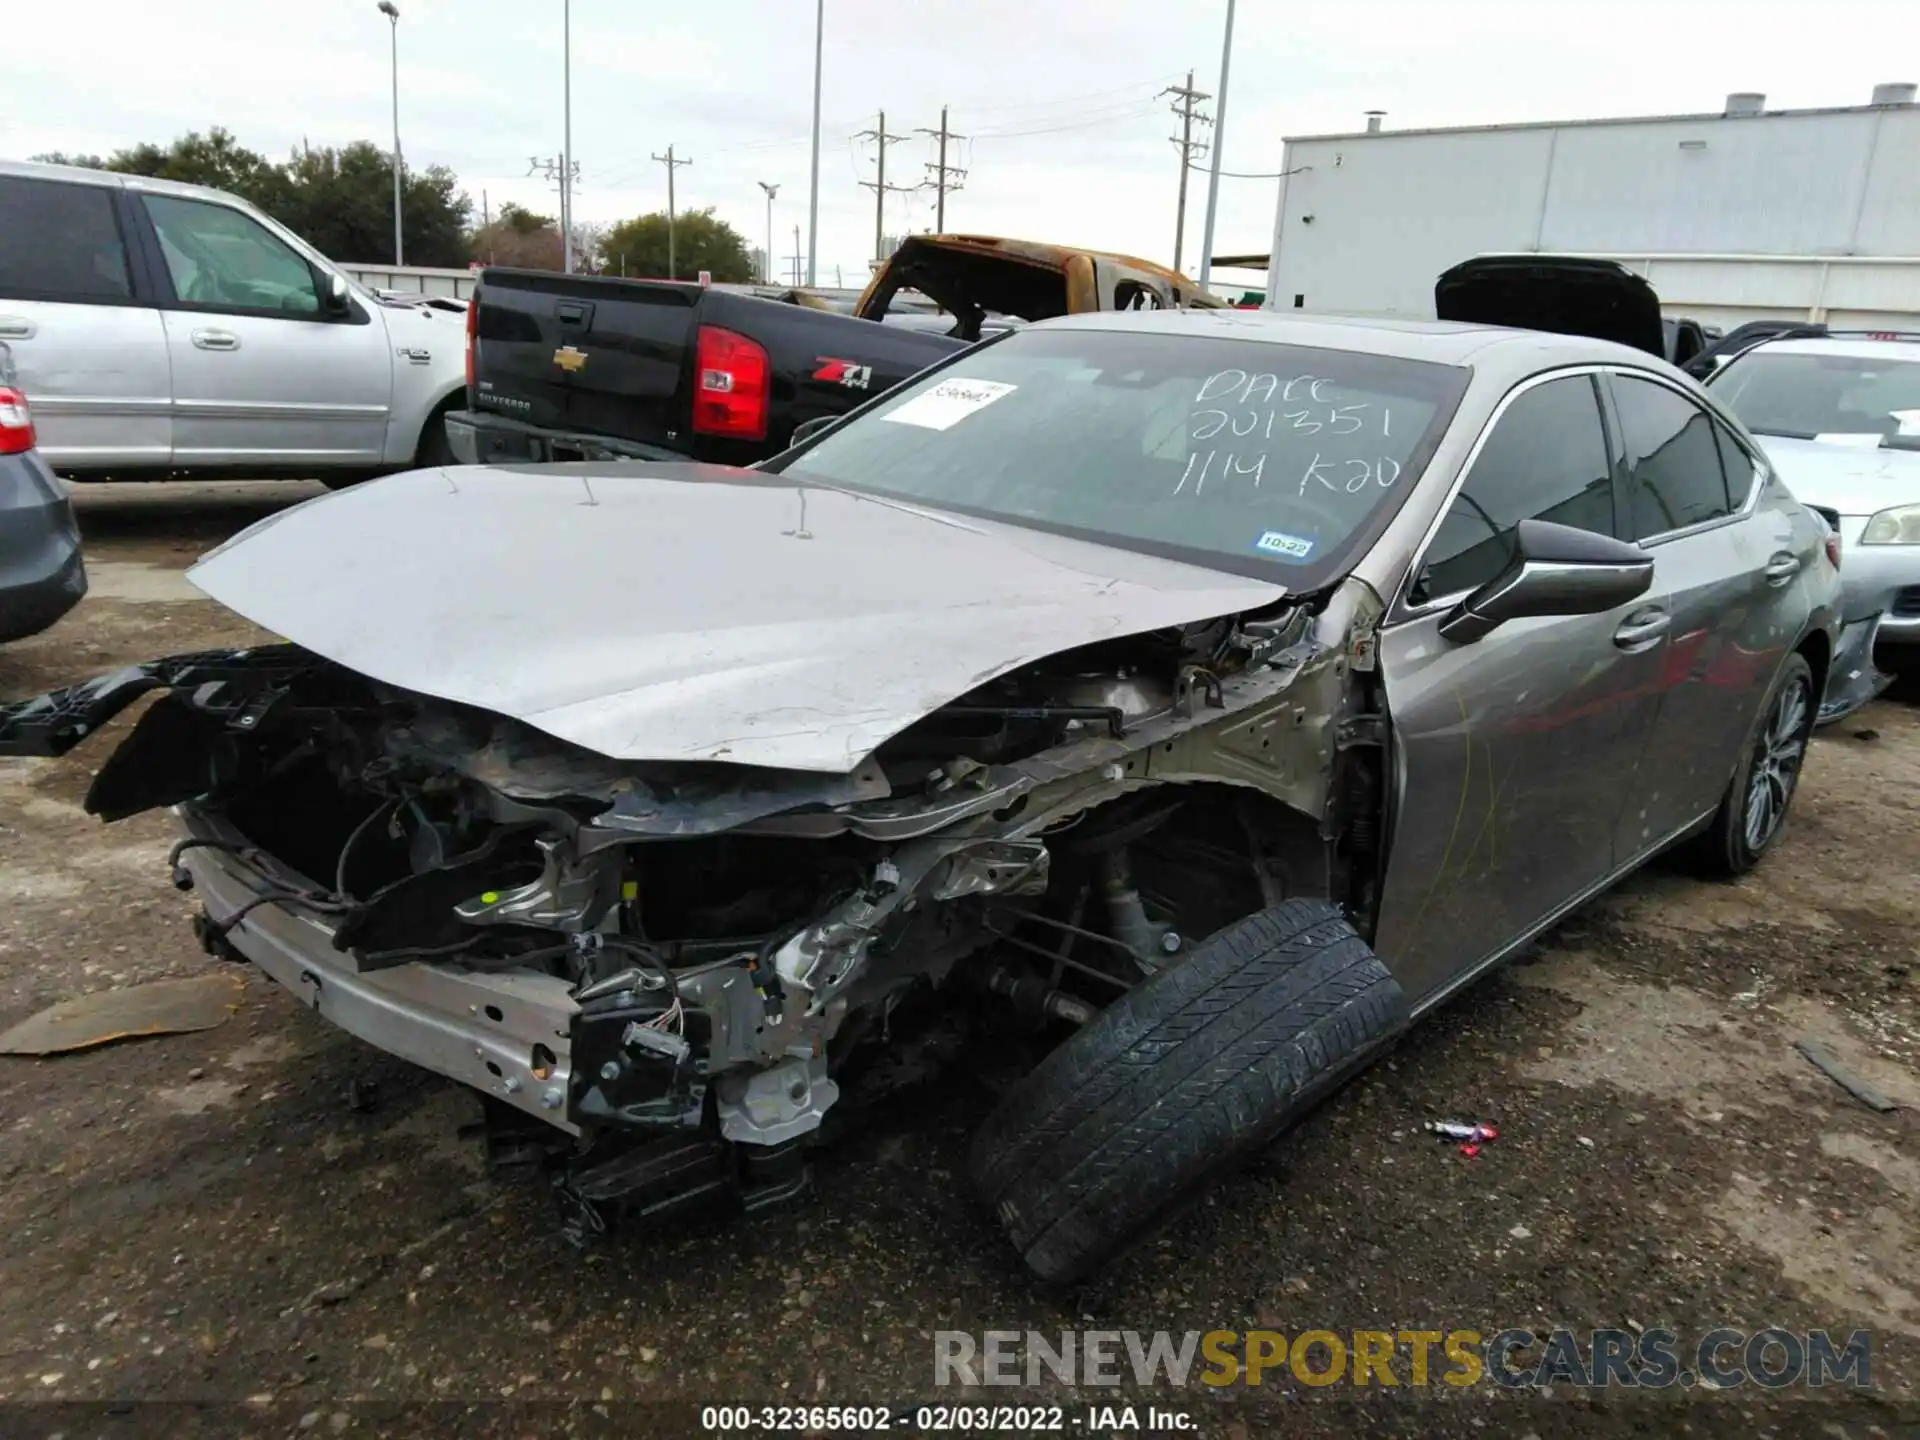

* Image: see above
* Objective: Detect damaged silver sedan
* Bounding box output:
[0,311,1840,1283]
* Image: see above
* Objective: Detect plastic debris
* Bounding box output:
[1795,1037,1897,1113]
[1425,1119,1499,1143]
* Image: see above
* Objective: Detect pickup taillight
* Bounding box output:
[692,325,771,441]
[464,293,479,392]
[0,387,34,455]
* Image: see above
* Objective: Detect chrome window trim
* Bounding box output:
[1387,365,1616,623]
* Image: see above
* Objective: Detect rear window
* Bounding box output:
[0,175,133,303]
[776,327,1469,585]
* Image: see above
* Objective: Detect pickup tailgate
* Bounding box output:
[471,269,697,450]
[470,269,969,462]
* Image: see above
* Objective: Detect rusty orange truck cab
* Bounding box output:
[855,234,1223,340]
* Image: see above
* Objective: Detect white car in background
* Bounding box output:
[1707,331,1920,720]
[0,159,467,487]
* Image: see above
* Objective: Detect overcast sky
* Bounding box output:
[3,0,1911,286]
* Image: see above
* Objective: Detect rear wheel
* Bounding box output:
[1694,652,1814,877]
[413,406,459,469]
[969,898,1405,1285]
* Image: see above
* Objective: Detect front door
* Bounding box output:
[137,191,391,467]
[1373,371,1671,1008]
[1604,371,1809,849]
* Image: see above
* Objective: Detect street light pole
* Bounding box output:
[376,1,402,266]
[1196,0,1236,289]
[562,0,573,273]
[805,0,823,287]
[757,182,780,285]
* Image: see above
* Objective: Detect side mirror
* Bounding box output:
[320,271,352,319]
[1438,518,1654,645]
[789,415,836,447]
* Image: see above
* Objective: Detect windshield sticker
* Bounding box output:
[882,378,1018,431]
[1253,530,1316,562]
[1812,432,1886,449]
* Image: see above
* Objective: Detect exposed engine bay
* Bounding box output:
[2,581,1388,1237]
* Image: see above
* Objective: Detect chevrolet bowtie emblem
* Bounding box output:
[553,345,588,373]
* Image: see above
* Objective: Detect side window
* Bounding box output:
[1413,375,1615,604]
[1613,374,1731,539]
[1114,280,1168,312]
[142,194,321,317]
[1713,420,1757,507]
[0,176,133,303]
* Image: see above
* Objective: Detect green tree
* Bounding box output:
[601,208,754,282]
[33,128,473,267]
[277,142,470,266]
[469,203,565,270]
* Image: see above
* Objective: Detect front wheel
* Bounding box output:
[968,899,1406,1285]
[1693,651,1815,877]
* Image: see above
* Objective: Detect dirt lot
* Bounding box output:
[1,481,1917,1438]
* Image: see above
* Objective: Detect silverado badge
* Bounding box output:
[553,345,588,374]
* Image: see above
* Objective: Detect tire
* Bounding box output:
[968,898,1406,1285]
[1692,651,1815,878]
[413,406,459,469]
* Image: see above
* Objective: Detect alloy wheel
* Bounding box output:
[1743,674,1810,853]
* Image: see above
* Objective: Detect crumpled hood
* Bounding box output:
[1754,435,1920,517]
[188,463,1284,773]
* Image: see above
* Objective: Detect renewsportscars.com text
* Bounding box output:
[934,1327,1873,1390]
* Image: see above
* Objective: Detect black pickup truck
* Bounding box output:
[445,269,966,468]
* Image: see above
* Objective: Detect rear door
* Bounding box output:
[1374,371,1672,1008]
[0,173,171,470]
[1602,370,1804,850]
[134,190,391,466]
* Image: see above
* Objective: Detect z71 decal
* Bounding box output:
[812,358,874,390]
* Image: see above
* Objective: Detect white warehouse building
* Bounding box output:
[1262,83,1920,331]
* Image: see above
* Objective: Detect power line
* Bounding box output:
[962,71,1186,114]
[1163,72,1212,274]
[969,100,1164,141]
[917,107,967,232]
[651,145,692,278]
[855,110,915,264]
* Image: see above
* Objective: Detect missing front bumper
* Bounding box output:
[176,806,583,1134]
[1817,614,1895,725]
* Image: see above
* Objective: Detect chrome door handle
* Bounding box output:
[0,318,33,339]
[1763,552,1801,586]
[1614,607,1670,650]
[191,328,240,351]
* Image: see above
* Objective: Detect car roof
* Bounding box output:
[1743,336,1920,363]
[1040,305,1671,372]
[0,156,247,208]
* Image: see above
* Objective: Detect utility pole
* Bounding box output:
[1163,71,1212,274]
[806,0,824,286]
[528,155,580,267]
[376,1,402,266]
[916,107,966,233]
[856,110,914,265]
[757,181,780,284]
[561,0,573,272]
[652,146,692,279]
[788,224,804,288]
[1196,0,1237,288]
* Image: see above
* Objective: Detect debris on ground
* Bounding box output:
[1795,1036,1898,1113]
[0,974,245,1057]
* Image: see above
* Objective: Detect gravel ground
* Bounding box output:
[0,480,1916,1439]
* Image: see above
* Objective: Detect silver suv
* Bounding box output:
[0,159,466,485]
